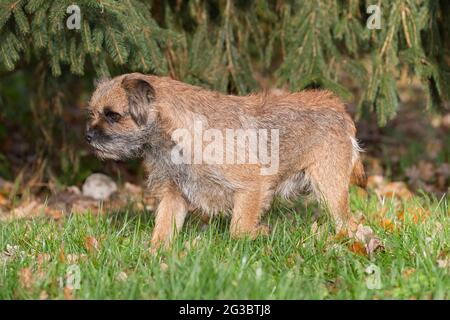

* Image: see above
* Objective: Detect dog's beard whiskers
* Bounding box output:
[90,129,150,160]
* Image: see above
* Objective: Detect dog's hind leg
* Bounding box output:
[306,143,353,232]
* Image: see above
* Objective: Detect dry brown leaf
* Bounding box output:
[366,237,383,256]
[2,200,42,221]
[402,268,416,278]
[37,253,51,270]
[334,230,348,241]
[352,224,384,256]
[63,286,74,300]
[116,271,128,282]
[0,178,13,195]
[0,244,24,264]
[70,199,101,215]
[39,290,49,300]
[45,207,63,220]
[178,251,187,259]
[349,241,367,256]
[0,194,9,207]
[437,258,449,269]
[59,245,66,263]
[84,236,100,253]
[367,175,385,189]
[397,208,429,224]
[379,182,413,199]
[66,253,87,264]
[19,267,34,290]
[160,262,169,272]
[355,224,375,243]
[381,219,395,232]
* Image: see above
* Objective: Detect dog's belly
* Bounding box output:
[178,177,234,215]
[146,153,236,214]
[176,168,236,215]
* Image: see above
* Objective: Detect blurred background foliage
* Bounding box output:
[0,0,449,192]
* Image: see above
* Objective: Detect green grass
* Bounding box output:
[0,190,449,299]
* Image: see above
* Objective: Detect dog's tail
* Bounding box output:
[350,137,367,188]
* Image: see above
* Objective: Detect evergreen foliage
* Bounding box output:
[0,0,449,125]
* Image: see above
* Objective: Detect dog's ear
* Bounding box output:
[121,74,155,126]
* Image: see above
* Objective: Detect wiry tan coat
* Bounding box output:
[86,73,366,249]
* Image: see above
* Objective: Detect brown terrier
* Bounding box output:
[86,73,366,249]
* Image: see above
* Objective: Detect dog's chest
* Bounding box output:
[146,151,235,214]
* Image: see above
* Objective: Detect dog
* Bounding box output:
[86,72,366,249]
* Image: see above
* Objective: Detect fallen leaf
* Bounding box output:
[367,175,385,189]
[37,253,51,270]
[2,200,42,221]
[397,208,429,224]
[116,271,128,282]
[0,177,13,195]
[379,182,412,199]
[355,224,375,243]
[63,286,74,300]
[45,207,63,220]
[311,221,319,233]
[437,259,449,269]
[0,194,8,207]
[352,224,384,256]
[19,267,34,290]
[366,237,383,256]
[84,236,99,253]
[402,268,416,278]
[381,219,395,232]
[39,290,49,300]
[59,245,66,263]
[160,262,169,272]
[334,230,348,241]
[66,253,87,264]
[0,244,25,264]
[349,241,367,256]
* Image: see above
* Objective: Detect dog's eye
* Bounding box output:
[104,110,122,123]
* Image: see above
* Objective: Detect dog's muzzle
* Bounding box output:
[85,129,96,143]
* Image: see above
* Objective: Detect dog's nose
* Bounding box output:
[85,130,94,143]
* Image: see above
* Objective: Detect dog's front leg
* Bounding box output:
[150,186,188,251]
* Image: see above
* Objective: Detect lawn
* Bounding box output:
[0,189,448,299]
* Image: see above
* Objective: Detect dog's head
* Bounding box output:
[85,73,157,160]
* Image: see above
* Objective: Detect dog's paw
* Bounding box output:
[148,236,170,254]
[231,224,271,239]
